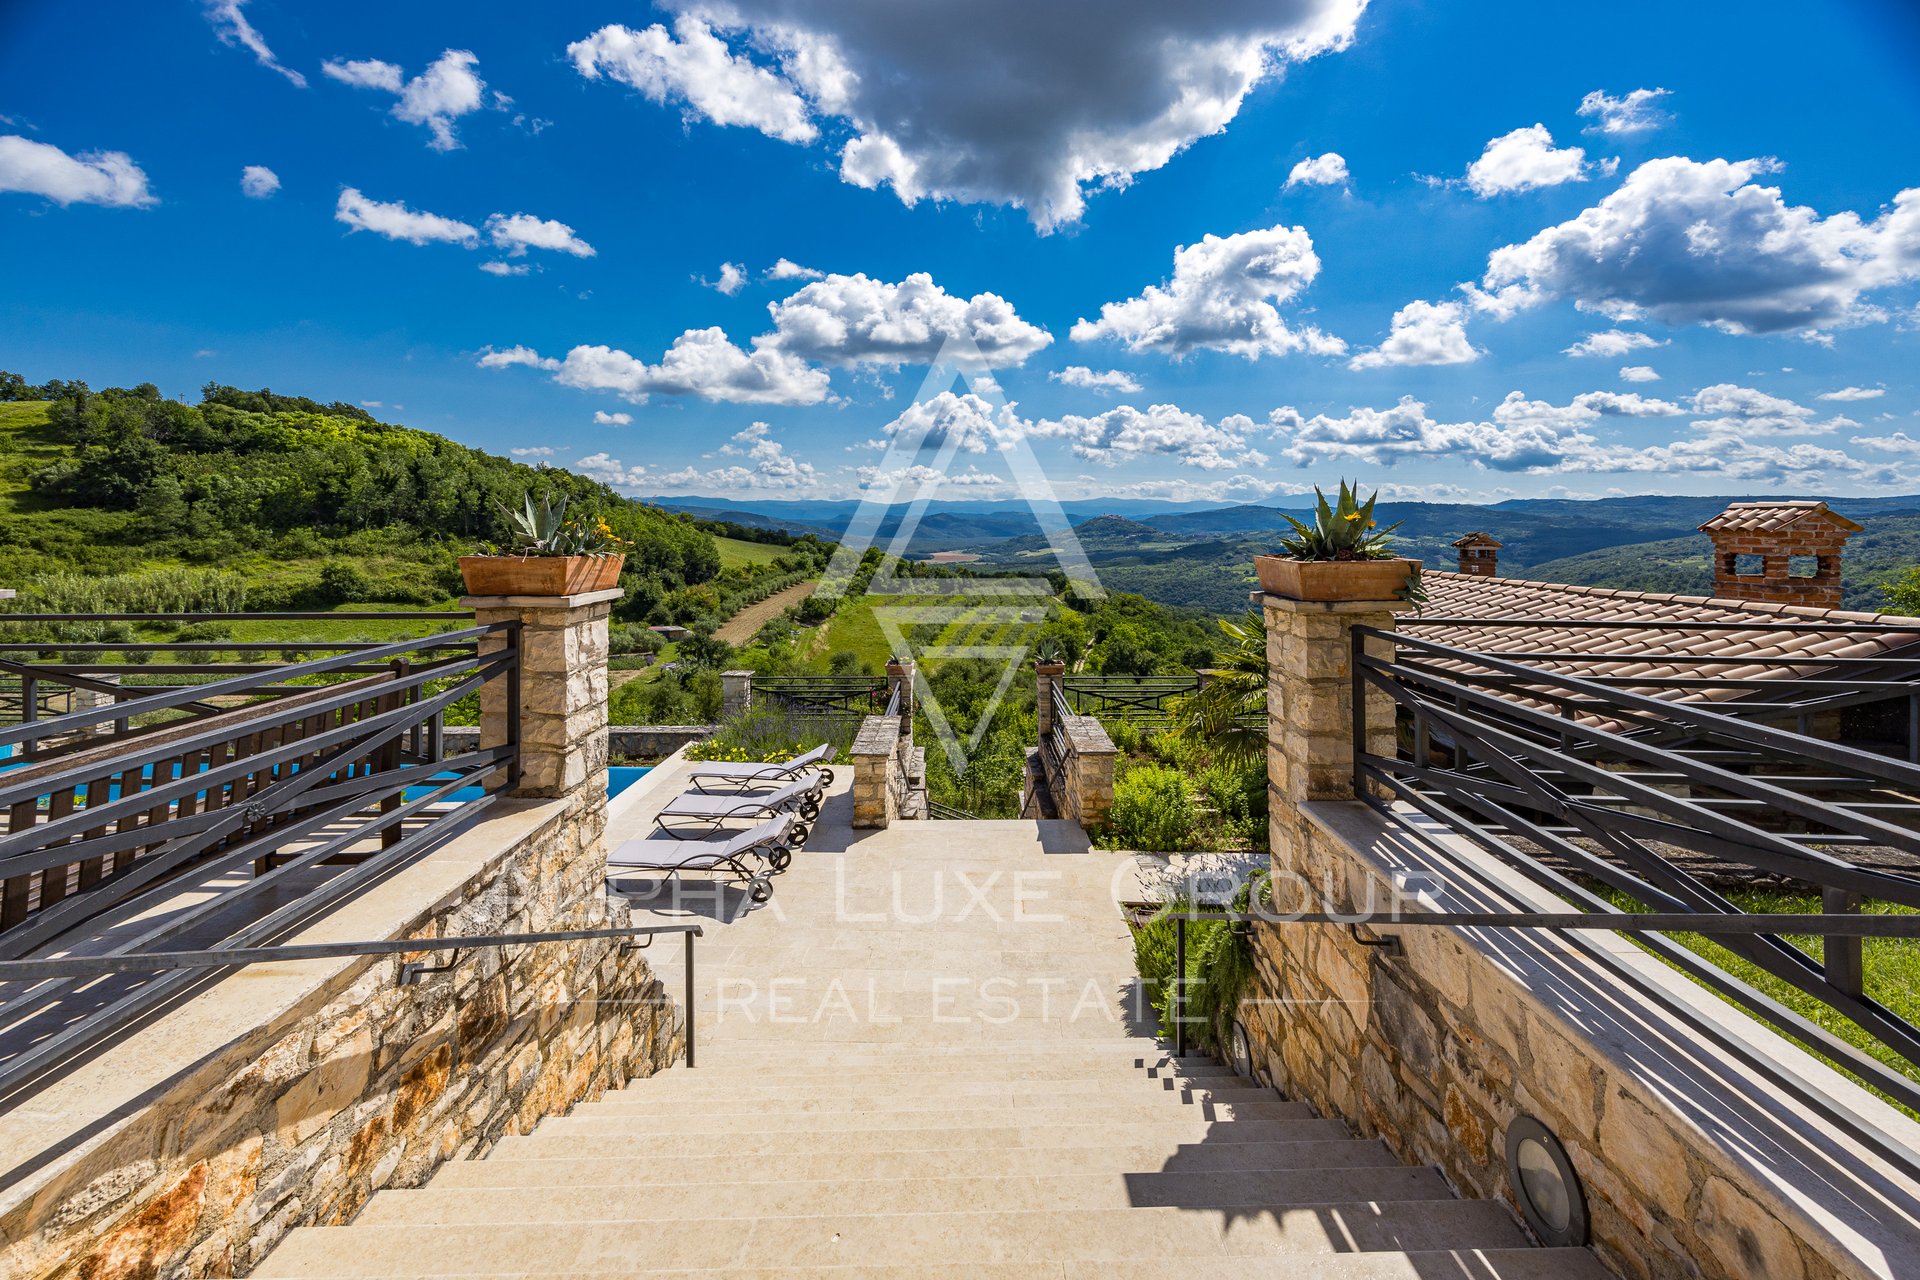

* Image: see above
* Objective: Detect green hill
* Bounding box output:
[0,379,731,620]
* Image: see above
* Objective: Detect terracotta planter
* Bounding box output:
[1255,555,1419,603]
[458,554,623,597]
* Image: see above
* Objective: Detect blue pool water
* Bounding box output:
[1,749,647,807]
[401,764,650,804]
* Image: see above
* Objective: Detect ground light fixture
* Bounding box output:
[1228,1017,1254,1078]
[1504,1115,1589,1246]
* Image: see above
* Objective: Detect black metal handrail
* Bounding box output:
[1353,624,1920,1115]
[926,799,977,820]
[0,624,522,1095]
[755,676,888,719]
[0,921,702,1100]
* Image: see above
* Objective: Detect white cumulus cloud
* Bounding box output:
[655,422,822,492]
[1465,124,1599,197]
[1564,329,1667,358]
[1348,299,1478,370]
[324,49,487,151]
[763,271,1052,366]
[1286,152,1348,188]
[1619,365,1660,382]
[1820,386,1886,401]
[568,18,817,144]
[335,188,477,245]
[203,0,307,88]
[766,258,824,281]
[574,452,651,488]
[1577,88,1671,136]
[0,135,154,208]
[479,261,530,277]
[485,212,594,257]
[594,411,633,425]
[1473,157,1920,335]
[1050,366,1143,395]
[1071,224,1344,359]
[239,164,280,198]
[488,331,830,406]
[705,261,748,294]
[567,2,1365,230]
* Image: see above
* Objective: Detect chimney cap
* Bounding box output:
[1698,500,1863,535]
[1451,532,1504,549]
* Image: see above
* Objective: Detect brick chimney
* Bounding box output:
[1451,532,1502,578]
[1699,501,1861,608]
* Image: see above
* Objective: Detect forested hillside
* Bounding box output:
[0,377,736,621]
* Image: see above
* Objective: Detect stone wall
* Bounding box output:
[1241,586,1920,1280]
[1,798,682,1280]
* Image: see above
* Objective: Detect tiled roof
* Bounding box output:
[1697,500,1864,535]
[1409,570,1920,701]
[1450,532,1503,549]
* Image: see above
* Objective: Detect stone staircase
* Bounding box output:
[253,1040,1607,1277]
[252,778,1608,1278]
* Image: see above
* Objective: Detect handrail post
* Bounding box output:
[1351,626,1367,798]
[1173,913,1186,1059]
[685,925,696,1069]
[1824,888,1865,999]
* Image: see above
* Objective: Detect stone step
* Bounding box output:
[557,1098,1316,1130]
[363,1167,1453,1226]
[596,1074,1268,1105]
[445,1137,1407,1183]
[253,1202,1531,1275]
[494,1118,1356,1159]
[673,1046,1200,1071]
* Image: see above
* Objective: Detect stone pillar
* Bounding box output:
[885,656,915,736]
[720,669,753,720]
[1067,718,1117,828]
[465,587,619,807]
[851,715,899,828]
[1035,659,1065,737]
[1263,594,1409,854]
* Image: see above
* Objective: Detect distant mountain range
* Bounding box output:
[647,493,1920,615]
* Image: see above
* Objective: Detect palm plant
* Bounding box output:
[1166,608,1267,765]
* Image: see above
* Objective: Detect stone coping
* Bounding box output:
[1299,799,1920,1278]
[1262,592,1421,615]
[458,588,624,610]
[0,797,573,1221]
[604,742,697,829]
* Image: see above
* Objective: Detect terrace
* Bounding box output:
[2,520,1920,1278]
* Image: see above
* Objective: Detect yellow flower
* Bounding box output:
[1343,512,1362,521]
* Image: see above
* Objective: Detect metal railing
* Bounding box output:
[1060,676,1201,722]
[755,676,889,719]
[1353,624,1920,1115]
[0,921,701,1099]
[0,621,520,1096]
[1400,615,1920,759]
[926,799,978,820]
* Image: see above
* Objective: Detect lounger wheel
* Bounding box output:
[747,876,773,903]
[789,824,809,848]
[819,768,835,787]
[767,848,792,873]
[799,799,820,821]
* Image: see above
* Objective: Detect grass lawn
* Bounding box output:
[714,536,789,568]
[1599,885,1920,1110]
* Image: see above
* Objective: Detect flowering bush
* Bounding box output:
[683,707,855,764]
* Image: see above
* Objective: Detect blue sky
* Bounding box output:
[4,0,1919,505]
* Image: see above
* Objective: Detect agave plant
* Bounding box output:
[492,489,628,556]
[1275,480,1402,561]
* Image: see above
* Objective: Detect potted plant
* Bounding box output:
[1255,481,1424,604]
[458,490,629,596]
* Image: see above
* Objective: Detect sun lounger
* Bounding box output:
[605,814,795,903]
[686,743,834,793]
[655,776,823,843]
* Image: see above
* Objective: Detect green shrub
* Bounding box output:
[1131,878,1263,1054]
[1107,763,1195,851]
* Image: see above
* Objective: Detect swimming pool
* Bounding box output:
[402,764,651,804]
